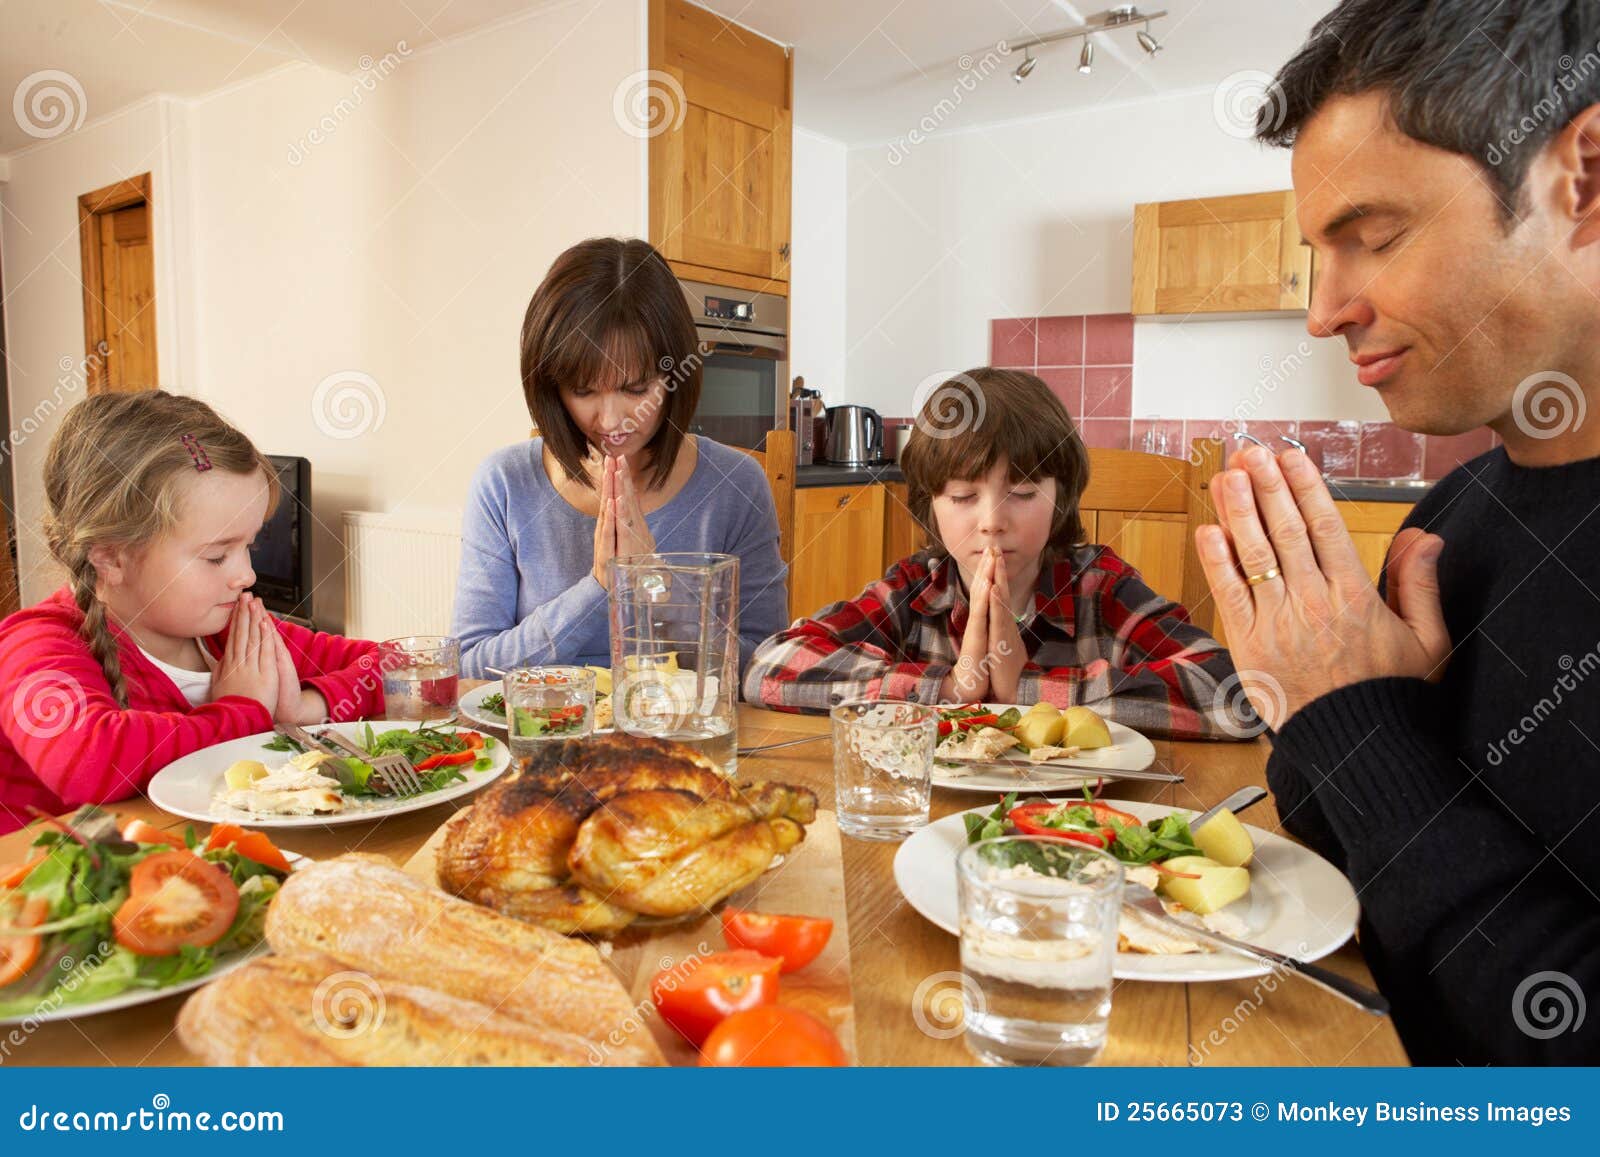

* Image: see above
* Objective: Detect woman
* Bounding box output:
[453,237,787,676]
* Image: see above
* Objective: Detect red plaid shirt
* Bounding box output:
[742,546,1247,739]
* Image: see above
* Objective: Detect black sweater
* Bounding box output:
[1268,447,1600,1065]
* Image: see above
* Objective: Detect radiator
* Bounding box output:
[342,509,463,641]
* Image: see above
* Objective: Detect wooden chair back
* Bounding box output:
[733,428,796,567]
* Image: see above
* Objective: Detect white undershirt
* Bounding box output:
[138,643,217,708]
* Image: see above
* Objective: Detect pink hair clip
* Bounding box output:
[180,434,213,472]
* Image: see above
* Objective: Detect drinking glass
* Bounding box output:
[830,699,937,840]
[378,636,459,721]
[956,837,1122,1066]
[502,666,596,758]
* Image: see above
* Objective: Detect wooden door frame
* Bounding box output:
[78,172,153,394]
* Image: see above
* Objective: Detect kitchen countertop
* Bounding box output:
[795,462,904,487]
[1325,478,1433,503]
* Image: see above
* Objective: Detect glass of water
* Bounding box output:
[956,837,1122,1066]
[502,666,595,758]
[830,699,937,841]
[378,636,460,721]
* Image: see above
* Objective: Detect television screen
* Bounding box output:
[251,455,312,621]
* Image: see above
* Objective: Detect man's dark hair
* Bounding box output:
[1260,0,1600,218]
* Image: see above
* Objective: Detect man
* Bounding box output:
[1199,0,1599,1064]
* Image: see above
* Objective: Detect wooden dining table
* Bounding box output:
[1,692,1408,1067]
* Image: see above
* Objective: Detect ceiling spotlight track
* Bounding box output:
[998,5,1166,81]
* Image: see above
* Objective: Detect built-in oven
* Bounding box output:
[678,277,788,451]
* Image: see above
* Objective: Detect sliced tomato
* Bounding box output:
[0,853,47,890]
[0,892,50,987]
[722,909,833,973]
[415,749,475,771]
[112,852,239,957]
[649,950,780,1046]
[120,818,187,850]
[458,731,486,749]
[203,823,291,873]
[700,1005,849,1067]
[1086,801,1139,829]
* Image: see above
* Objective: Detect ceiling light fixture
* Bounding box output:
[994,6,1167,82]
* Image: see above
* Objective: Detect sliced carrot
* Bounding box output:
[0,854,46,890]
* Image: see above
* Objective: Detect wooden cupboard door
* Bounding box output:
[650,0,791,285]
[791,485,886,621]
[1094,511,1188,608]
[1336,500,1413,585]
[1132,190,1311,315]
[881,482,925,567]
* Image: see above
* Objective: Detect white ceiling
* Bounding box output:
[1,0,1339,156]
[701,0,1339,145]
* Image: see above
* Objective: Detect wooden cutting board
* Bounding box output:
[403,806,857,1065]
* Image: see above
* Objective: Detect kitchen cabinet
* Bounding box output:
[1338,500,1414,585]
[1132,190,1313,315]
[791,484,885,620]
[648,0,792,292]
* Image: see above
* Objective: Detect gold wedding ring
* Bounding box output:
[1245,566,1282,586]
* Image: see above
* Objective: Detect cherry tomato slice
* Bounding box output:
[203,823,292,873]
[113,852,239,957]
[721,909,834,973]
[649,949,780,1046]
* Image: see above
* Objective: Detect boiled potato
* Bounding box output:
[622,652,678,675]
[223,759,269,790]
[1157,855,1250,915]
[1061,706,1113,749]
[1193,808,1255,867]
[586,665,613,696]
[1012,703,1065,748]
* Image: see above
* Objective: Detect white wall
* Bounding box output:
[0,97,188,605]
[837,87,1388,424]
[2,0,646,624]
[788,128,848,396]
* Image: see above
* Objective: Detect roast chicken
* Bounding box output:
[436,734,817,936]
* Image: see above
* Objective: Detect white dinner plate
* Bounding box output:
[931,704,1158,793]
[0,850,308,1026]
[892,797,1359,982]
[457,681,613,735]
[147,721,511,829]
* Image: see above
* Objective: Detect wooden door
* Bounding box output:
[650,0,791,289]
[78,174,157,393]
[791,484,885,621]
[1132,190,1312,315]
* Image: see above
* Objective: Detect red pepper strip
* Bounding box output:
[957,714,999,731]
[1007,803,1111,848]
[1152,861,1203,880]
[458,731,485,749]
[937,720,954,737]
[415,750,476,771]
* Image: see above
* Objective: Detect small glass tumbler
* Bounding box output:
[377,636,460,721]
[502,666,596,759]
[830,699,938,841]
[956,837,1123,1066]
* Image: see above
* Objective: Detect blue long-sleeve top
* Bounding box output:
[452,437,788,677]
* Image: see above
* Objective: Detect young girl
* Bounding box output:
[742,368,1246,738]
[0,391,385,834]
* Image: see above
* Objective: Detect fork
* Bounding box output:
[1121,882,1390,1015]
[312,728,427,799]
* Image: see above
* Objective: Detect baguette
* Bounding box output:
[178,951,606,1066]
[264,854,662,1065]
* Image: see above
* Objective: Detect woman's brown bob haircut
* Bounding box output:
[521,237,701,490]
[899,367,1091,563]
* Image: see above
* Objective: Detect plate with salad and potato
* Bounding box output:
[0,807,304,1025]
[931,702,1158,793]
[893,792,1357,982]
[147,721,512,829]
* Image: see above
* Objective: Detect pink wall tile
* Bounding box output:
[1036,367,1084,416]
[1186,418,1234,447]
[990,318,1036,368]
[1232,419,1300,447]
[1422,429,1495,479]
[1298,420,1362,476]
[1079,417,1132,450]
[1085,313,1134,365]
[1132,418,1186,458]
[1082,366,1133,419]
[1358,422,1423,479]
[1036,315,1084,366]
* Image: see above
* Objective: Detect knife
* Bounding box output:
[1190,786,1268,831]
[937,758,1183,784]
